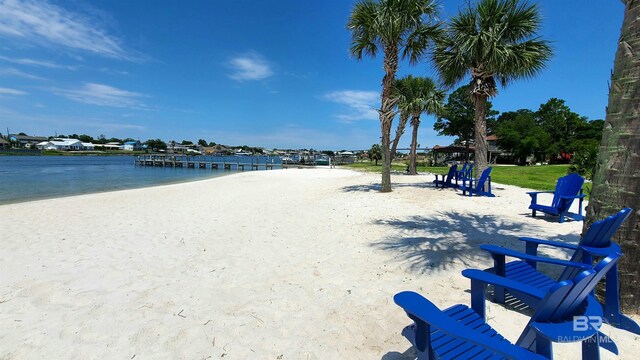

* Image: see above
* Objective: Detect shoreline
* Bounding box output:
[0,168,241,207]
[1,168,636,359]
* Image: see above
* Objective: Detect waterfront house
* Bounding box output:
[0,138,9,148]
[334,151,356,165]
[123,141,142,151]
[36,138,85,151]
[9,134,48,148]
[96,142,124,150]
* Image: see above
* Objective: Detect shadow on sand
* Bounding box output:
[371,211,540,272]
[341,181,439,193]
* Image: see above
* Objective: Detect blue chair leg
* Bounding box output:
[471,279,486,320]
[411,317,433,360]
[535,336,553,359]
[582,334,600,360]
[492,255,506,303]
[604,266,640,334]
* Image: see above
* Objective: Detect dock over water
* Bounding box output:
[134,155,282,171]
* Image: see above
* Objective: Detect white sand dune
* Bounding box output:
[0,168,637,359]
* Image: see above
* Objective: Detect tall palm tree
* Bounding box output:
[585,0,640,312]
[348,0,441,192]
[394,76,445,174]
[432,0,552,178]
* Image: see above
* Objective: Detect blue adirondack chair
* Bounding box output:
[459,167,494,197]
[528,173,586,223]
[433,164,457,188]
[454,163,473,188]
[395,254,619,359]
[473,208,639,335]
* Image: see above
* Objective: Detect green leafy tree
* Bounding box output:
[368,144,382,165]
[394,75,445,174]
[95,134,107,144]
[535,98,587,162]
[181,140,193,145]
[434,85,498,160]
[433,0,552,178]
[78,134,94,143]
[575,119,605,143]
[197,139,208,147]
[568,139,599,180]
[585,0,640,312]
[496,110,550,164]
[145,139,167,151]
[348,0,441,192]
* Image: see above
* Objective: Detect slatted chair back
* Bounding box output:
[559,208,631,281]
[550,173,585,212]
[445,164,457,182]
[474,167,492,191]
[455,163,468,180]
[433,164,458,188]
[517,254,619,351]
[463,162,473,179]
[554,254,619,319]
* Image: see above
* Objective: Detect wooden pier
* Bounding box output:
[134,155,281,171]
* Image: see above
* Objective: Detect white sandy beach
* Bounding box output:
[1,168,638,359]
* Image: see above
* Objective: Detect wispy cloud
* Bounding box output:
[227,52,273,81]
[0,0,137,61]
[0,87,27,95]
[0,55,73,69]
[323,90,379,122]
[0,67,46,80]
[99,67,129,75]
[52,83,148,108]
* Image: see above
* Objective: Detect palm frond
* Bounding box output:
[403,22,444,64]
[432,0,551,92]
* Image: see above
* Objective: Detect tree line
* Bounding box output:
[434,87,603,178]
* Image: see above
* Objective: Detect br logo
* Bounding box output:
[573,316,603,331]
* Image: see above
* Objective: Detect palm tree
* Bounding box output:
[348,0,441,192]
[390,79,411,160]
[394,75,445,174]
[432,0,552,178]
[585,0,640,312]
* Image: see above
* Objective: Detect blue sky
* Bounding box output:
[0,0,624,150]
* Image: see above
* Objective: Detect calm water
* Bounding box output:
[0,156,250,204]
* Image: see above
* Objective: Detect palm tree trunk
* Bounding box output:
[391,112,409,160]
[465,141,471,162]
[408,116,420,175]
[473,94,488,179]
[585,0,640,312]
[380,47,399,192]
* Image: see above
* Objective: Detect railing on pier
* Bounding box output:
[134,154,282,171]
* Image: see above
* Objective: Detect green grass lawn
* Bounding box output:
[340,162,572,191]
